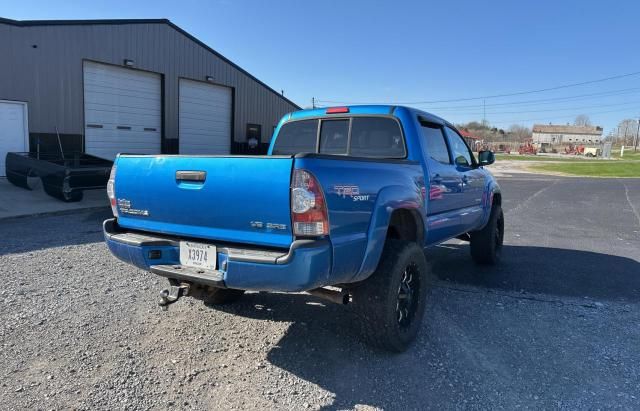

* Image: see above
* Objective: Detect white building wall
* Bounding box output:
[532,132,601,144]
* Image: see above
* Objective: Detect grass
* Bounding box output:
[528,161,640,177]
[494,154,581,162]
[492,147,640,177]
[612,149,640,160]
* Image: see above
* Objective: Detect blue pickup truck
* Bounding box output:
[103,105,502,352]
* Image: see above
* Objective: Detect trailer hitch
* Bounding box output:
[158,282,191,310]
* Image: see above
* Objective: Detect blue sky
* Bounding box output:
[3,0,640,135]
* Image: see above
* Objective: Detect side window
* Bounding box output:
[445,126,473,167]
[319,119,349,155]
[350,117,405,158]
[272,119,318,155]
[420,124,450,164]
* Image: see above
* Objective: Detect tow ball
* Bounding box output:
[158,282,191,310]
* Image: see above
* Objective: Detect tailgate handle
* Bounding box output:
[176,170,207,182]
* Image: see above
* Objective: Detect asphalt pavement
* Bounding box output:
[0,175,638,410]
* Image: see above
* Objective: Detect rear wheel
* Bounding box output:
[351,240,430,352]
[470,204,504,265]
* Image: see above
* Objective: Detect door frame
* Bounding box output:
[0,99,29,152]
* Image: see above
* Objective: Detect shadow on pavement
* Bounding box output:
[427,244,640,303]
[214,244,640,409]
[218,291,395,410]
[0,207,111,256]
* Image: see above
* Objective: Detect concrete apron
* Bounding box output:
[0,177,108,220]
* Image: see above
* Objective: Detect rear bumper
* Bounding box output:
[103,219,332,292]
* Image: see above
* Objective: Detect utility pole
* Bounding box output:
[483,99,486,126]
[312,97,316,109]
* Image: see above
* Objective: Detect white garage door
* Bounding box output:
[179,79,232,154]
[0,101,28,177]
[83,61,161,160]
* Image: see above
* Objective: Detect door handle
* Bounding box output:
[176,170,207,182]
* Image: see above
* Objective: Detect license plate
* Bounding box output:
[179,241,216,270]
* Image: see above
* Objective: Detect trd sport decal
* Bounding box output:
[334,185,370,201]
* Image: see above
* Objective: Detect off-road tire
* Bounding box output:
[202,287,245,305]
[470,204,504,265]
[351,240,430,352]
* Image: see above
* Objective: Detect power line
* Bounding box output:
[489,106,640,126]
[432,99,640,117]
[414,87,640,110]
[316,70,640,105]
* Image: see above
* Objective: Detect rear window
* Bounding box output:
[272,116,405,158]
[271,119,317,155]
[319,120,349,155]
[349,117,405,158]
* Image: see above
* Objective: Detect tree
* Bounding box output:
[617,119,638,145]
[507,124,531,142]
[574,114,592,127]
[464,121,490,131]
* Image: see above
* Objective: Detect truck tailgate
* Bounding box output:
[113,155,294,248]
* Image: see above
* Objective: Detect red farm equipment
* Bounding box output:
[518,140,538,155]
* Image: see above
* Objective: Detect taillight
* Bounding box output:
[291,169,329,236]
[106,165,118,217]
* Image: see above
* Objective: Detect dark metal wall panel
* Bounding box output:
[0,21,298,148]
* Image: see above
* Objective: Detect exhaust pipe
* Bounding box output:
[307,287,350,305]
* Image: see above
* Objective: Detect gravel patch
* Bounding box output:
[1,177,639,409]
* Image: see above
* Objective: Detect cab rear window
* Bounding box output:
[272,116,405,158]
[271,119,317,155]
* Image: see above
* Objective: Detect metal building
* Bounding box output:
[0,17,300,176]
[532,124,603,145]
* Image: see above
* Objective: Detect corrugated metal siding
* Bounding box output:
[0,22,298,145]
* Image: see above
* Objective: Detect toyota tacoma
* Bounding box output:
[103,105,503,352]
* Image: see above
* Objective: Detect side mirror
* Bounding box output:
[478,150,495,166]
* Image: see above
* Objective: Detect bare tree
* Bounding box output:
[507,124,531,142]
[574,114,592,127]
[617,119,637,145]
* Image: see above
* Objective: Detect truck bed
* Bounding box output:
[5,151,113,202]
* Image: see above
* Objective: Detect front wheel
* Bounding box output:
[470,204,504,265]
[350,240,430,352]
